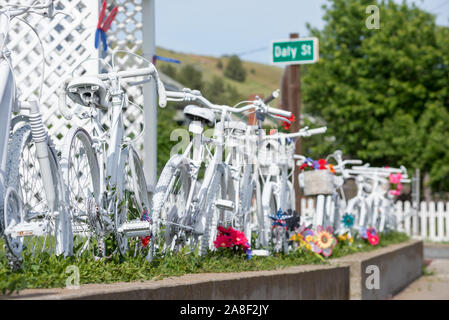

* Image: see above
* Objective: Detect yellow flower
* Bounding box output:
[306,235,314,243]
[349,237,353,244]
[289,233,303,242]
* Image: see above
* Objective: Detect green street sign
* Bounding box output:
[271,37,319,65]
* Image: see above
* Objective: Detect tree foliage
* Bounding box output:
[302,0,449,191]
[224,55,247,82]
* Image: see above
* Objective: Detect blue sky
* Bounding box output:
[155,0,449,64]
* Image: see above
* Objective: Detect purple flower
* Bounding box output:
[312,160,320,170]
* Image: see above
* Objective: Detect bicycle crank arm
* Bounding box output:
[160,219,203,234]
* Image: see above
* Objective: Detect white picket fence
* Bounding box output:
[300,199,449,242]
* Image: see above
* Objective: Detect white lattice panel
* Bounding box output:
[6,0,146,157]
[6,0,99,145]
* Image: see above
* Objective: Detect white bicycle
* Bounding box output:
[149,89,291,258]
[260,126,327,252]
[58,50,166,258]
[0,0,72,267]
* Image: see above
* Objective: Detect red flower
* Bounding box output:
[231,229,247,246]
[141,236,151,247]
[299,163,309,171]
[214,235,233,248]
[214,226,250,251]
[281,114,295,131]
[217,226,228,234]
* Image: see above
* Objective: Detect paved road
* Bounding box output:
[394,259,449,300]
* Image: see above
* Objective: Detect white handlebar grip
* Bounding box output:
[307,126,327,135]
[58,87,72,120]
[267,106,291,118]
[346,160,363,165]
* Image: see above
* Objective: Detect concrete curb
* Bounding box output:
[7,265,350,300]
[5,240,423,300]
[424,243,449,259]
[331,240,423,300]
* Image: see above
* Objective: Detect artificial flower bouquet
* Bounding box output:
[213,226,252,259]
[359,226,380,246]
[299,157,336,175]
[389,173,403,196]
[300,158,336,196]
[338,232,354,245]
[290,224,338,258]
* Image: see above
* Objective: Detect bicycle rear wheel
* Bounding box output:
[115,146,152,257]
[61,127,101,257]
[261,181,279,248]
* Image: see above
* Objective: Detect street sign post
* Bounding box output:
[271,37,319,65]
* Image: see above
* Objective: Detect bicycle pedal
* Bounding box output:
[5,221,47,237]
[252,249,270,257]
[215,199,235,211]
[117,220,151,238]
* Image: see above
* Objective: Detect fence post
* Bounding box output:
[404,201,411,236]
[420,201,427,240]
[443,202,449,241]
[429,201,437,241]
[142,0,157,193]
[437,201,445,242]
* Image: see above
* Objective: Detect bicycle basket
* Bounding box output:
[302,170,334,196]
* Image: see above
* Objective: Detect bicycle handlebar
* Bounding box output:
[265,126,327,140]
[94,66,167,107]
[2,0,56,18]
[266,106,291,118]
[165,90,291,118]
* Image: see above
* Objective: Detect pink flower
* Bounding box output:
[368,234,379,246]
[366,228,379,246]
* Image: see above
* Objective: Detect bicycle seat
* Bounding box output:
[183,104,215,127]
[67,76,109,110]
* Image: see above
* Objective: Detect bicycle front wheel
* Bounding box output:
[4,123,71,264]
[147,154,192,260]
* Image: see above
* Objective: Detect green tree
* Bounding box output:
[203,76,243,106]
[224,55,246,82]
[302,0,449,191]
[177,64,204,90]
[159,64,177,79]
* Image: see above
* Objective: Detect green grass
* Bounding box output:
[332,231,410,258]
[0,231,409,294]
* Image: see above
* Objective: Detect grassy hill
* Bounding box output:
[155,47,283,100]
